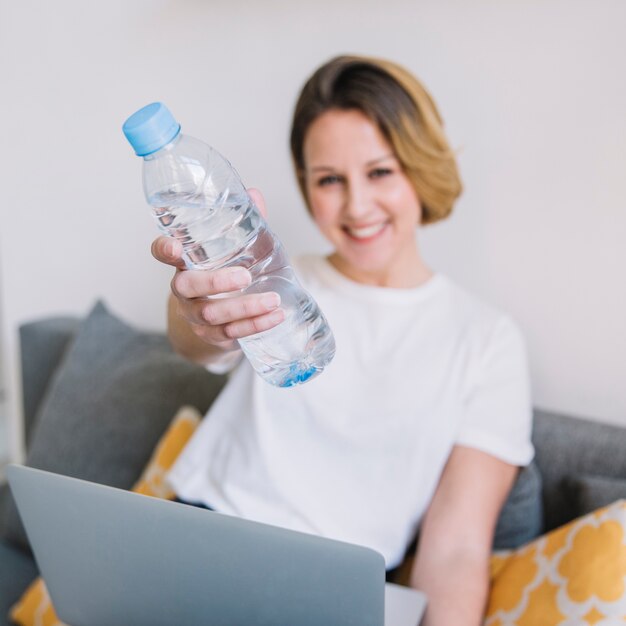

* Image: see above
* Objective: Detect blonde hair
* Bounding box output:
[290,55,462,224]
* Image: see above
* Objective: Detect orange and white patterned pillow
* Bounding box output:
[9,405,201,626]
[132,405,200,500]
[486,499,626,625]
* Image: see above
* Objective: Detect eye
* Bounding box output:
[368,167,393,180]
[317,174,343,187]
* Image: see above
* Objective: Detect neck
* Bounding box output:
[328,252,434,288]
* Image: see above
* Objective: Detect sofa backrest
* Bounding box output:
[532,408,626,532]
[20,317,80,448]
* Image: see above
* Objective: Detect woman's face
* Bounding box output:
[302,108,428,288]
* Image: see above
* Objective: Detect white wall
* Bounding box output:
[1,0,625,461]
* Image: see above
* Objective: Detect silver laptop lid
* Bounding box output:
[7,464,386,626]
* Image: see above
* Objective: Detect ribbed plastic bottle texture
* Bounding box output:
[123,103,335,387]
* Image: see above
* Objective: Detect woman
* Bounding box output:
[152,55,533,625]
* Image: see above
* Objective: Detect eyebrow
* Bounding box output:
[308,153,396,173]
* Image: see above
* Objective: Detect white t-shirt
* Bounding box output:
[167,255,534,568]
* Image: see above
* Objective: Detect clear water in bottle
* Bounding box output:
[123,102,335,387]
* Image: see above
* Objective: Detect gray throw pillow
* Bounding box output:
[5,301,226,552]
[569,473,626,516]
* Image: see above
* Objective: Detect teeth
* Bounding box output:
[346,223,386,239]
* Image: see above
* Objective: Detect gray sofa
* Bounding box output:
[1,301,626,624]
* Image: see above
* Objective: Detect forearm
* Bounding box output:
[410,550,489,626]
[167,294,241,366]
[408,447,517,625]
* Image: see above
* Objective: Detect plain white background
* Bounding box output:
[1,0,625,462]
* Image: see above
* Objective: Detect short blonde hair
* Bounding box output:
[290,55,462,224]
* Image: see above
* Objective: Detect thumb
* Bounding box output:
[151,236,186,269]
[247,188,267,218]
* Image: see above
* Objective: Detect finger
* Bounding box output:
[151,236,185,268]
[171,266,252,299]
[177,291,280,327]
[199,292,281,326]
[187,323,239,351]
[185,307,282,345]
[248,188,267,218]
[223,308,286,340]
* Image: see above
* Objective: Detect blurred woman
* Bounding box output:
[152,55,533,625]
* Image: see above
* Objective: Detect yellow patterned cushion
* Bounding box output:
[132,405,200,499]
[486,499,626,625]
[9,579,63,626]
[9,405,201,626]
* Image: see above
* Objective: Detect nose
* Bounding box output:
[343,178,372,220]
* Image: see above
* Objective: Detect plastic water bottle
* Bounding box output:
[122,102,335,387]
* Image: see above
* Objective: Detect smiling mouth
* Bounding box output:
[344,222,388,241]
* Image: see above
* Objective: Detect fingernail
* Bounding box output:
[165,240,176,257]
[261,293,281,310]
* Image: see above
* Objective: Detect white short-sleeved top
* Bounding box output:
[167,255,534,568]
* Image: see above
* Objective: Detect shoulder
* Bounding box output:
[291,254,343,295]
[447,281,533,466]
[440,277,526,354]
[292,254,325,282]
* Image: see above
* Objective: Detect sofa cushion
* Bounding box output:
[569,474,626,517]
[4,301,226,552]
[0,542,38,626]
[533,409,626,531]
[0,485,10,540]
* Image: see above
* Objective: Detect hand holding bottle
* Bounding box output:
[151,189,286,359]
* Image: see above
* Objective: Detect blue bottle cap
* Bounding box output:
[122,102,181,157]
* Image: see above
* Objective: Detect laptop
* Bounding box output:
[7,464,426,626]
